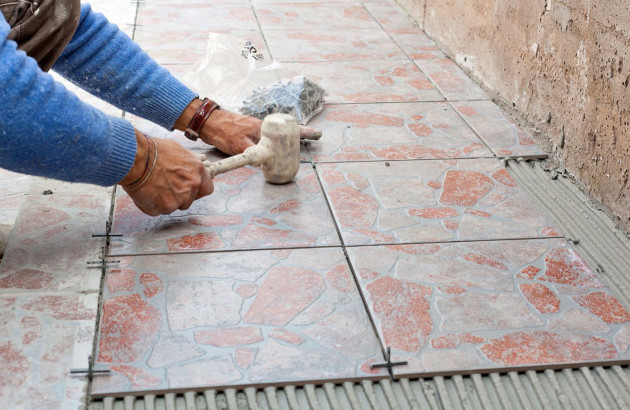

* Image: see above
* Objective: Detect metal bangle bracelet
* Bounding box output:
[126,138,158,192]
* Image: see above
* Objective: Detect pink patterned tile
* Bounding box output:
[110,164,339,255]
[134,29,266,65]
[318,158,558,245]
[364,2,424,35]
[264,29,405,62]
[453,101,547,158]
[256,3,380,30]
[391,32,442,59]
[414,53,489,100]
[348,238,630,375]
[92,248,385,395]
[307,103,491,162]
[0,294,97,407]
[283,61,443,103]
[0,192,111,292]
[136,3,259,32]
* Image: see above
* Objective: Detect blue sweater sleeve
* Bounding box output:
[0,16,136,186]
[53,5,197,130]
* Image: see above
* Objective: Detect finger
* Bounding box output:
[196,167,215,199]
[196,153,207,161]
[299,125,323,141]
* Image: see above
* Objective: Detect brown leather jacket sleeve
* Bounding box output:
[1,0,81,71]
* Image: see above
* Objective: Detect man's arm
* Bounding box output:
[0,17,136,185]
[52,4,196,131]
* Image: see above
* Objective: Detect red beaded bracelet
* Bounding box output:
[184,98,221,141]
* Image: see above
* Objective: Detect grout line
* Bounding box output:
[446,100,500,158]
[342,235,566,249]
[312,156,497,164]
[85,3,142,405]
[309,153,390,361]
[250,1,275,62]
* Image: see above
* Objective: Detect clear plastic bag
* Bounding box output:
[183,33,324,125]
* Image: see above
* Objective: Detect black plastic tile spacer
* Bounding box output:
[370,346,408,381]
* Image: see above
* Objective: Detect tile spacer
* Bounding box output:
[69,368,111,378]
[370,347,407,381]
[92,221,123,241]
[70,355,111,378]
[87,246,119,268]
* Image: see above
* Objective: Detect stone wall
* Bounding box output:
[397,0,630,233]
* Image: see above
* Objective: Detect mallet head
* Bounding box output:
[258,113,301,184]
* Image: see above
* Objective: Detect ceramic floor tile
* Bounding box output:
[0,195,25,227]
[255,3,381,30]
[134,29,266,65]
[264,29,405,62]
[27,177,115,196]
[414,53,489,101]
[110,163,339,255]
[453,101,548,158]
[364,2,424,35]
[136,3,259,32]
[0,168,29,197]
[92,248,386,395]
[0,293,98,408]
[0,192,111,292]
[390,32,442,60]
[282,61,443,104]
[318,158,559,246]
[348,239,630,375]
[88,0,136,37]
[308,103,492,162]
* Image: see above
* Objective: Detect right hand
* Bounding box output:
[118,130,214,216]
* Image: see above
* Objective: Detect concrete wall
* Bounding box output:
[397,0,630,233]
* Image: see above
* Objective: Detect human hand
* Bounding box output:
[118,130,214,216]
[175,98,322,156]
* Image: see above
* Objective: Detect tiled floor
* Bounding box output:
[1,0,630,405]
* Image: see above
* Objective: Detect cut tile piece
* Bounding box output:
[453,101,547,158]
[318,159,558,246]
[414,53,489,100]
[282,61,443,103]
[256,3,381,30]
[308,103,491,162]
[264,29,405,62]
[92,248,385,395]
[0,293,97,408]
[136,3,259,32]
[110,164,339,255]
[0,192,111,292]
[348,239,630,377]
